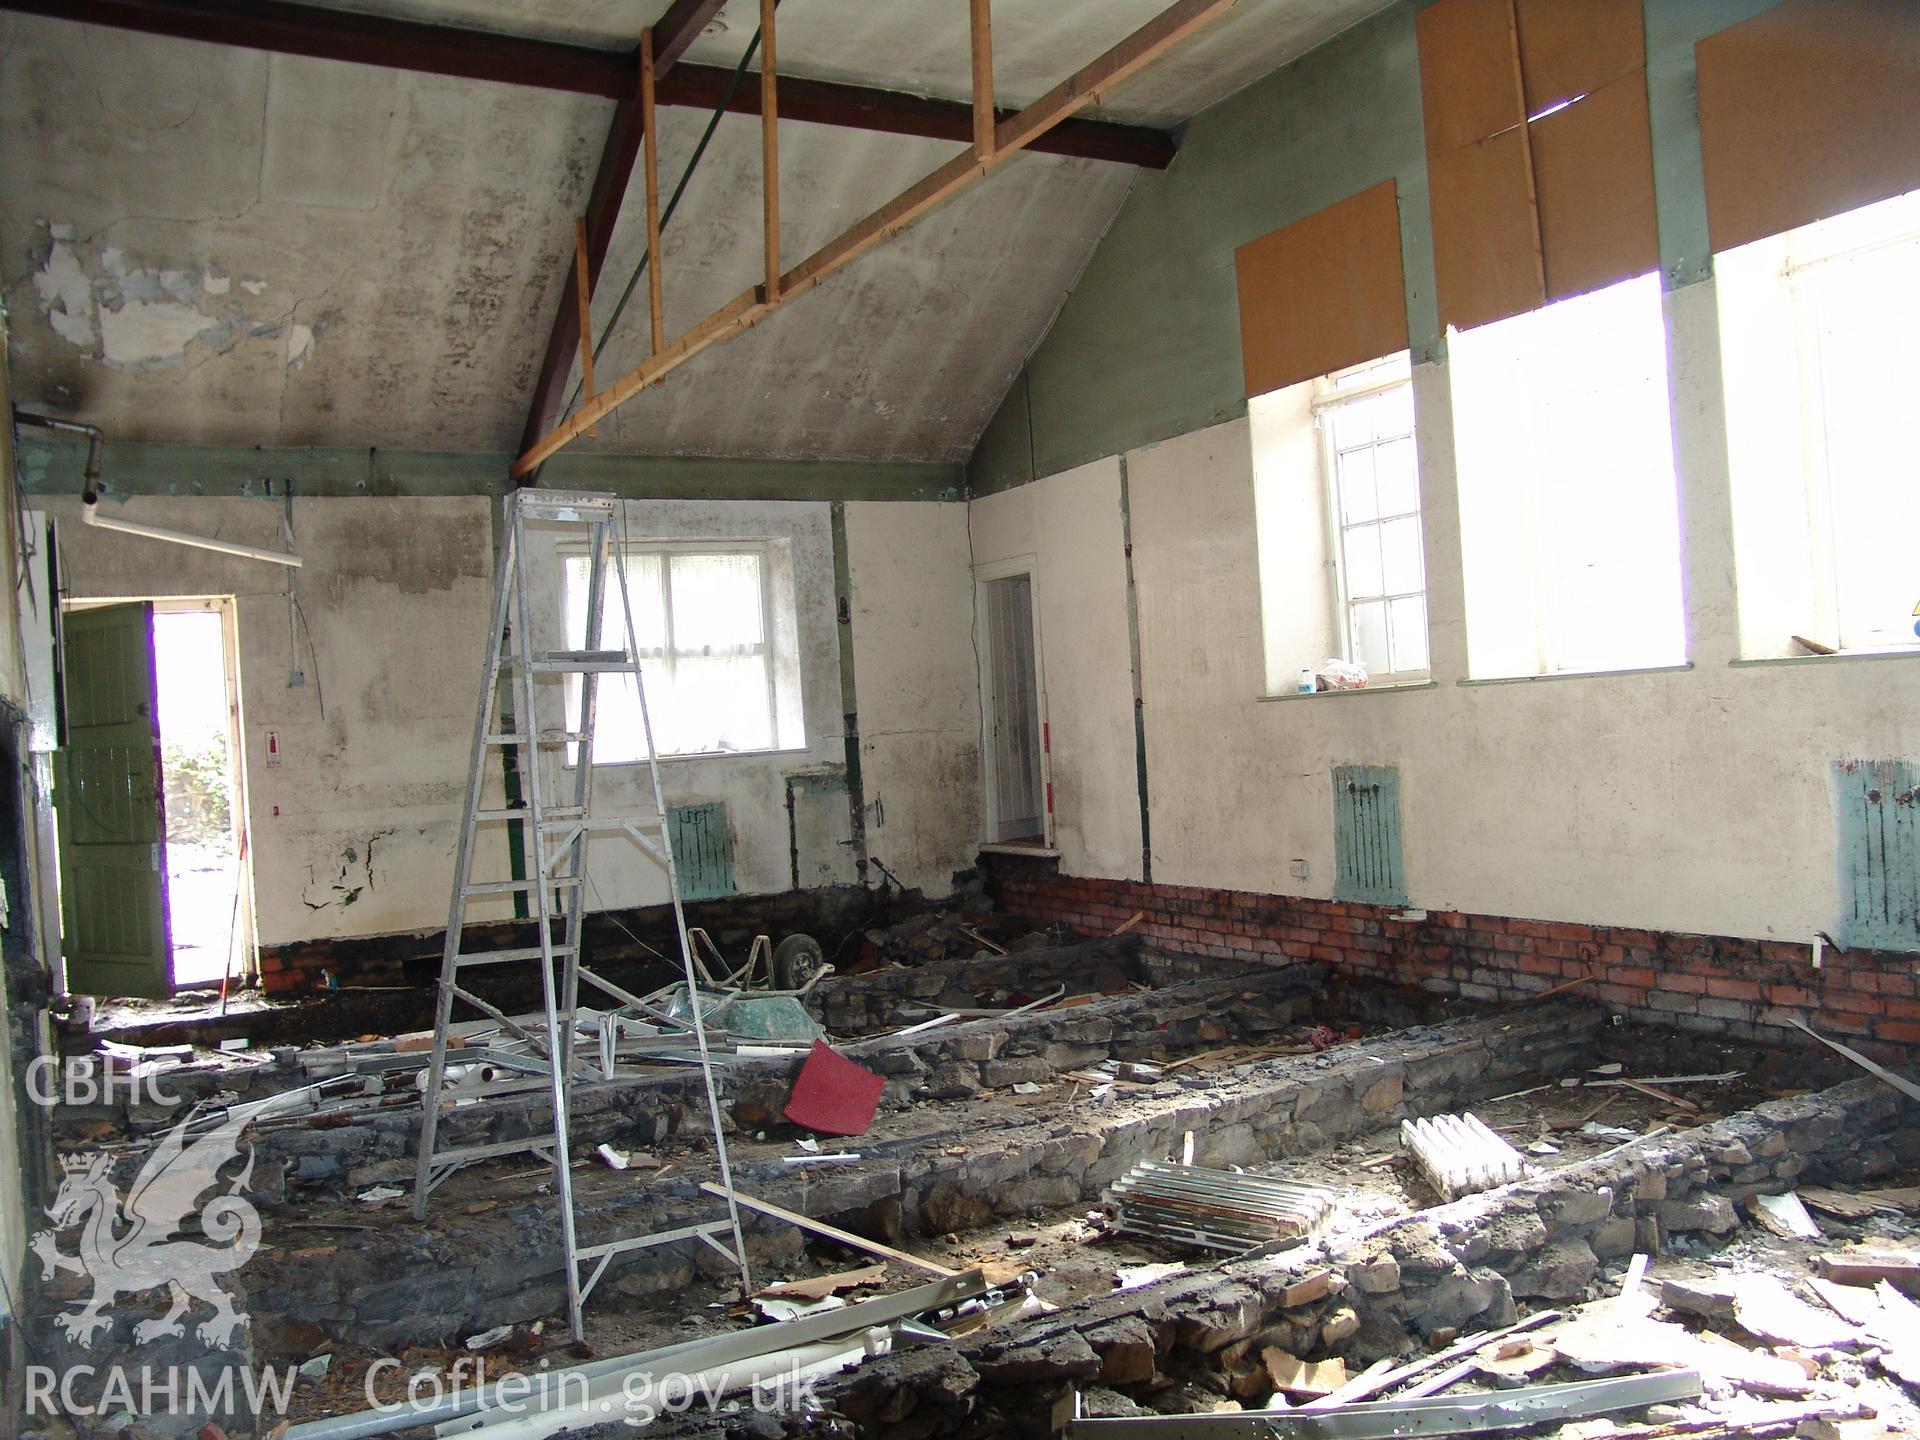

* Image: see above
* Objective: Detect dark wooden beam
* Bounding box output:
[4,0,1179,167]
[0,0,635,97]
[658,65,1175,169]
[515,0,728,463]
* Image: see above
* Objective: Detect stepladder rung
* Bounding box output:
[472,805,588,822]
[501,650,635,674]
[512,493,616,522]
[463,877,584,896]
[483,730,592,745]
[454,945,579,967]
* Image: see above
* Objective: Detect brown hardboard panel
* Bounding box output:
[1417,0,1526,156]
[1513,0,1645,118]
[1234,180,1410,399]
[1428,127,1546,334]
[1532,69,1660,302]
[1698,0,1920,254]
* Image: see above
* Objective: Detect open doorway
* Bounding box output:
[55,596,254,996]
[152,599,252,988]
[976,566,1051,849]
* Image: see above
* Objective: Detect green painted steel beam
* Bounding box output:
[15,437,964,504]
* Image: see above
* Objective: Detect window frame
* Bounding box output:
[1310,355,1430,684]
[561,539,781,765]
[1787,224,1920,654]
[1450,271,1689,681]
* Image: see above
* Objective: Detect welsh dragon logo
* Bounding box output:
[31,1093,296,1348]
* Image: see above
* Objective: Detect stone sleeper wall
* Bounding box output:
[828,1073,1920,1439]
[232,1004,1598,1347]
[253,886,891,997]
[985,853,1920,1062]
[814,935,1153,1034]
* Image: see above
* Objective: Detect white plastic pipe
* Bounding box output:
[82,496,303,567]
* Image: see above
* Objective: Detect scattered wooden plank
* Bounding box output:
[1113,911,1146,936]
[956,924,1007,956]
[1815,1251,1920,1297]
[700,1182,957,1277]
[1789,1018,1920,1106]
[1612,1077,1700,1112]
[1800,1187,1882,1220]
[1519,974,1597,1004]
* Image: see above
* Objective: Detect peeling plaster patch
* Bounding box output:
[25,229,314,372]
[32,240,96,348]
[98,299,217,369]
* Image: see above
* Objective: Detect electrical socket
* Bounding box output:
[1288,859,1309,880]
[287,668,306,688]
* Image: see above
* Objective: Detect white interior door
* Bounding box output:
[982,573,1044,842]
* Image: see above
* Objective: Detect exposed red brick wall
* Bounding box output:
[983,853,1920,1062]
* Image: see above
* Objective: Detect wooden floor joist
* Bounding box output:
[511,0,1240,479]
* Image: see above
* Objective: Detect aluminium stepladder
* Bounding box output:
[410,487,750,1343]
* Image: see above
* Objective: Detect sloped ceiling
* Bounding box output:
[0,0,1394,462]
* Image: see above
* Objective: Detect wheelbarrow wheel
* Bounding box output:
[772,933,826,990]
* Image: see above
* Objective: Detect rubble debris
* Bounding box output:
[1108,1161,1335,1254]
[1262,1351,1345,1400]
[1075,1369,1704,1435]
[1401,1111,1533,1200]
[1749,1190,1823,1239]
[782,1040,885,1137]
[757,1263,887,1300]
[1115,1261,1188,1291]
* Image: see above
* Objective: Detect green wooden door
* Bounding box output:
[54,601,173,997]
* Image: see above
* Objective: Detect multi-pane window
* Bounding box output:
[1315,355,1429,678]
[563,547,776,761]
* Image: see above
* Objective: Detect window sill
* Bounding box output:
[1258,680,1437,703]
[1458,661,1693,687]
[979,841,1061,858]
[1731,647,1920,669]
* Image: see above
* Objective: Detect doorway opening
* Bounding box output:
[153,599,253,988]
[976,566,1052,851]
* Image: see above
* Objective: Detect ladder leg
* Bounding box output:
[508,503,588,1342]
[414,518,519,1221]
[608,521,754,1298]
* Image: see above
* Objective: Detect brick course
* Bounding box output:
[983,853,1920,1061]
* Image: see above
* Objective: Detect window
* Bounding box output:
[1450,273,1686,679]
[1719,185,1920,657]
[1317,356,1428,679]
[562,546,781,761]
[1250,351,1429,693]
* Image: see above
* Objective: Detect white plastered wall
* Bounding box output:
[1116,276,1920,943]
[843,501,981,896]
[968,458,1143,882]
[42,494,499,944]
